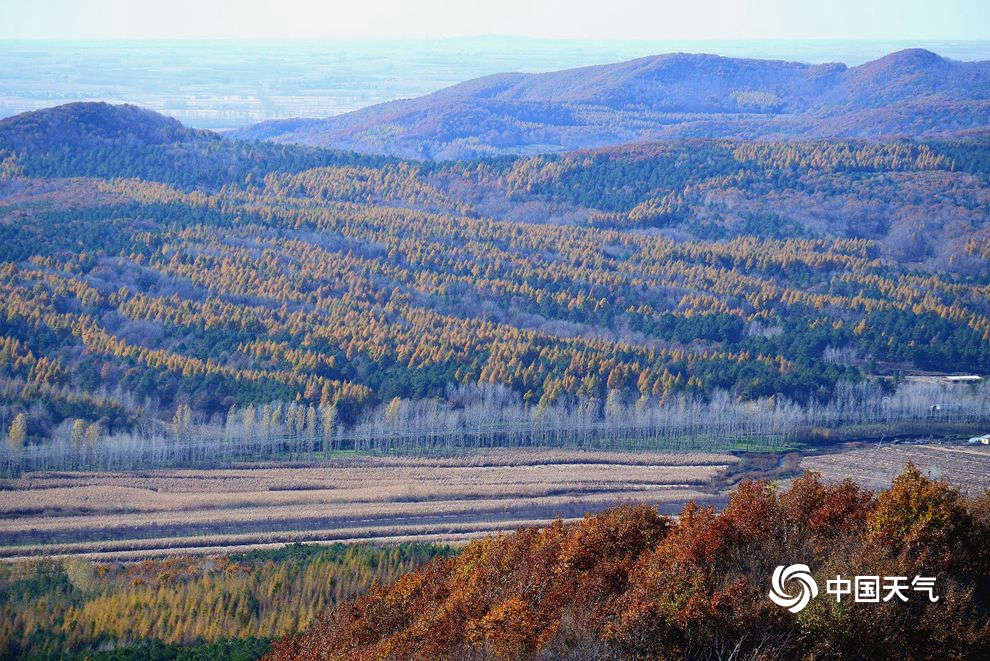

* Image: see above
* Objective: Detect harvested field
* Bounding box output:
[801,443,990,495]
[0,449,737,560]
[6,444,982,562]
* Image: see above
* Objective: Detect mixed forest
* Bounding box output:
[0,45,989,661]
[268,466,990,659]
[3,466,987,660]
[0,542,450,659]
[0,103,989,471]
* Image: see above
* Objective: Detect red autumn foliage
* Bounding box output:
[265,466,990,660]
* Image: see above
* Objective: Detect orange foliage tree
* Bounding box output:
[265,466,989,660]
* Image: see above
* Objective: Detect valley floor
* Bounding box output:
[2,443,987,561]
[0,449,733,560]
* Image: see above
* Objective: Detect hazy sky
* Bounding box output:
[1,0,988,41]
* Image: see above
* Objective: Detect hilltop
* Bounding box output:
[0,102,394,187]
[231,49,990,159]
[0,102,208,152]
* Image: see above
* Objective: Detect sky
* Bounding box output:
[1,0,988,41]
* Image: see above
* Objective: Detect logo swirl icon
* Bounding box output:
[769,564,818,613]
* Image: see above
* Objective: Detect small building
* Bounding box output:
[904,374,983,385]
[943,375,983,383]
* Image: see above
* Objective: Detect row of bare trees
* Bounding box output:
[345,380,990,451]
[2,380,988,475]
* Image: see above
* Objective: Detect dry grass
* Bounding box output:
[0,449,736,559]
[801,443,990,495]
[8,444,981,561]
[0,518,579,561]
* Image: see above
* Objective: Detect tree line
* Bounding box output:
[5,380,987,476]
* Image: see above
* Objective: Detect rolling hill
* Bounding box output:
[0,102,396,188]
[0,102,207,152]
[1,101,989,465]
[231,49,990,159]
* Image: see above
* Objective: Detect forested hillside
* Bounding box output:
[0,542,449,659]
[265,466,990,660]
[0,102,397,189]
[233,49,990,159]
[1,104,989,470]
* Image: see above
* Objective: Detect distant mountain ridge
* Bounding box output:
[231,49,990,159]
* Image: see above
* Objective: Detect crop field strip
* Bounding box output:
[801,443,990,494]
[0,522,552,562]
[0,449,735,559]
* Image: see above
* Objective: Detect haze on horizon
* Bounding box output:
[2,0,988,41]
[2,1,989,130]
